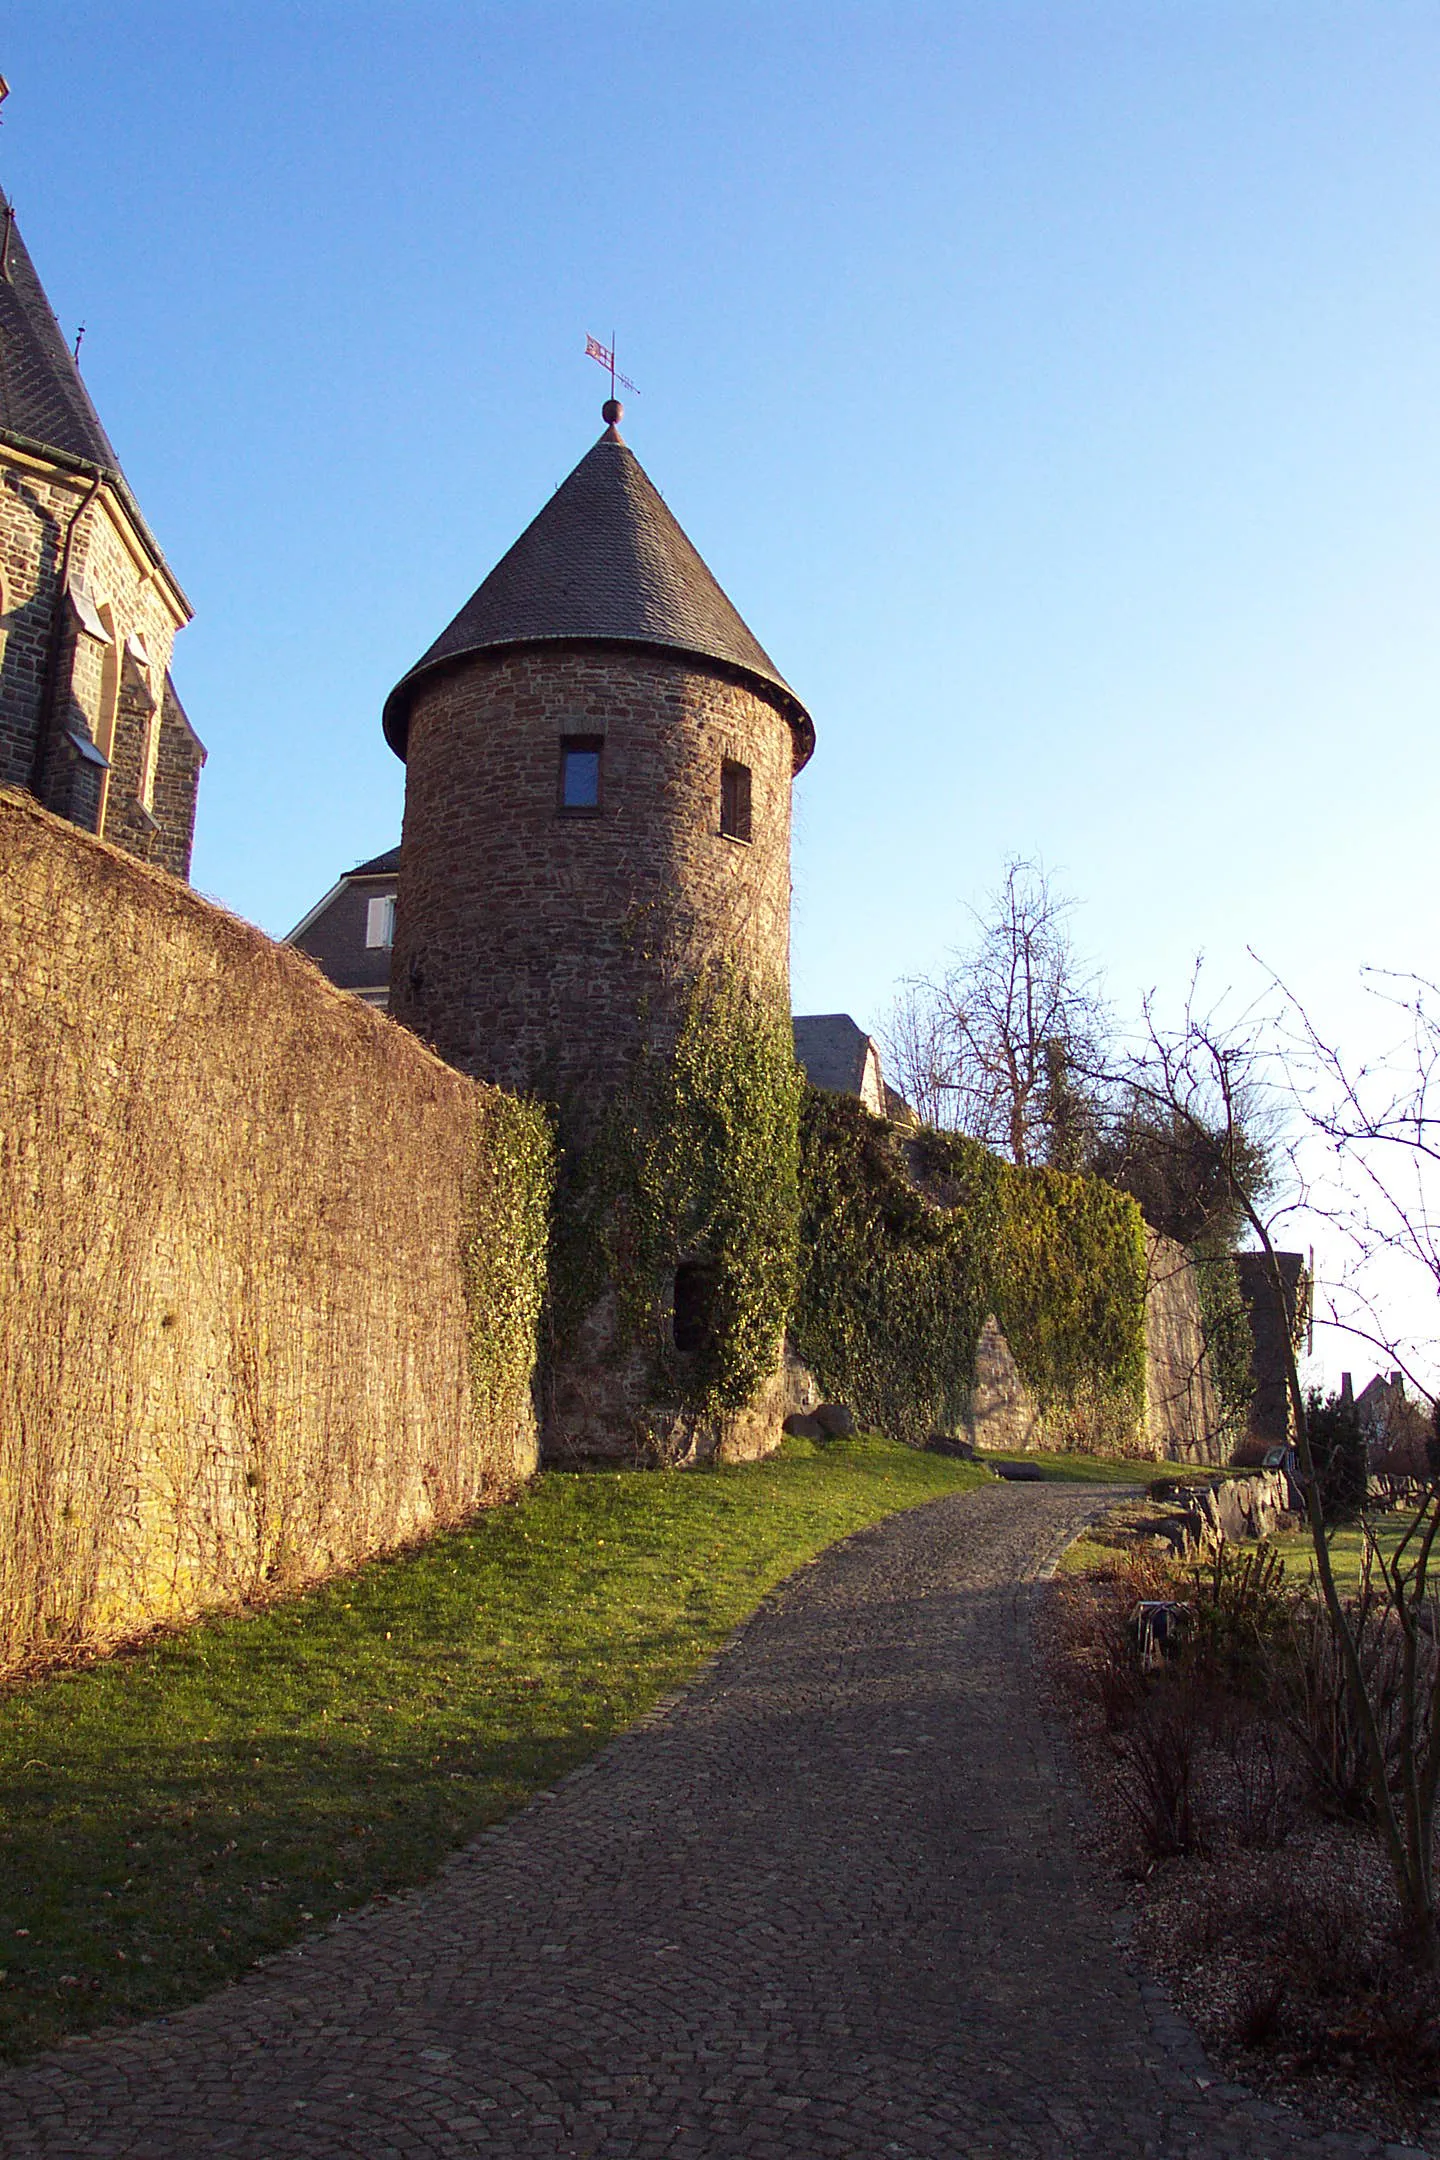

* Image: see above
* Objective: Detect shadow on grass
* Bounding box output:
[974,1448,1161,1484]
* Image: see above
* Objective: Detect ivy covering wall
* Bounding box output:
[1191,1241,1257,1444]
[792,1091,1149,1448]
[547,967,804,1432]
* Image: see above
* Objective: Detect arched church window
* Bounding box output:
[128,632,159,814]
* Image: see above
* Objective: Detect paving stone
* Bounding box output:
[0,1484,1421,2156]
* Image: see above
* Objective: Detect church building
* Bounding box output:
[0,140,203,876]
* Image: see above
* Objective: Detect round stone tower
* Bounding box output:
[384,405,814,1462]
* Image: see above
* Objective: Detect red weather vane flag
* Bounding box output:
[585,333,639,400]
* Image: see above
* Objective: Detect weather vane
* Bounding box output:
[585,333,639,401]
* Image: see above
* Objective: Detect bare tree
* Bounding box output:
[1123,978,1440,1964]
[1281,970,1440,1394]
[883,860,1108,1165]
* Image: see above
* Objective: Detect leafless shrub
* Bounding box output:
[1113,1674,1209,1862]
[1274,1588,1416,1824]
[1233,1969,1288,2047]
[1214,1713,1304,1849]
[1053,1550,1180,1729]
[1187,1543,1298,1701]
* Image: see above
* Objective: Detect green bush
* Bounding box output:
[1306,1387,1368,1525]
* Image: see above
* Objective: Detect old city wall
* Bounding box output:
[965,1238,1222,1461]
[391,646,795,1106]
[1143,1230,1224,1463]
[0,792,551,1674]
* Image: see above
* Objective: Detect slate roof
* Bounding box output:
[0,189,122,471]
[0,187,177,585]
[350,845,401,876]
[793,1014,876,1098]
[383,423,814,770]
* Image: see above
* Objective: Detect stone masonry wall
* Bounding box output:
[963,1235,1222,1462]
[1144,1230,1224,1463]
[391,645,795,1109]
[390,642,798,1467]
[0,792,548,1674]
[0,451,198,874]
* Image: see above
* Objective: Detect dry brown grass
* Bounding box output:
[0,791,552,1674]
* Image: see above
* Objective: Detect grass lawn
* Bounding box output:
[0,1434,986,2061]
[1264,1513,1430,1595]
[1055,1500,1434,1588]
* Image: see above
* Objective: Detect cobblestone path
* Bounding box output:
[0,1483,1425,2160]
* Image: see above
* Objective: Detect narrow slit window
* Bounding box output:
[559,735,603,813]
[673,1262,718,1354]
[720,759,751,843]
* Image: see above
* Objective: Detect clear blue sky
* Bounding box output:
[6,4,1439,1365]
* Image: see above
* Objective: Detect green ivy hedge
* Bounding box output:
[548,968,803,1426]
[1191,1240,1256,1445]
[462,1089,556,1440]
[792,1092,1148,1448]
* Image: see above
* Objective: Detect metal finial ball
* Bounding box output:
[602,398,623,426]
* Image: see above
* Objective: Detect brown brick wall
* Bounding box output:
[149,674,205,880]
[391,645,795,1110]
[0,792,547,1673]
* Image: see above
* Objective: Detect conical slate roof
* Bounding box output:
[383,423,814,769]
[0,188,123,472]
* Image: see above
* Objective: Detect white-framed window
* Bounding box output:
[365,894,397,950]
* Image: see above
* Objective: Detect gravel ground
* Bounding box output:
[0,1481,1427,2159]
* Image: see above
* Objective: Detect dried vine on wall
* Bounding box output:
[0,792,554,1675]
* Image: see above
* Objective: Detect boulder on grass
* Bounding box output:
[783,1413,825,1442]
[813,1402,857,1438]
[925,1433,976,1460]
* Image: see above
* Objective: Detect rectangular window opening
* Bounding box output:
[673,1261,719,1355]
[720,759,752,843]
[365,894,397,950]
[559,735,603,814]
